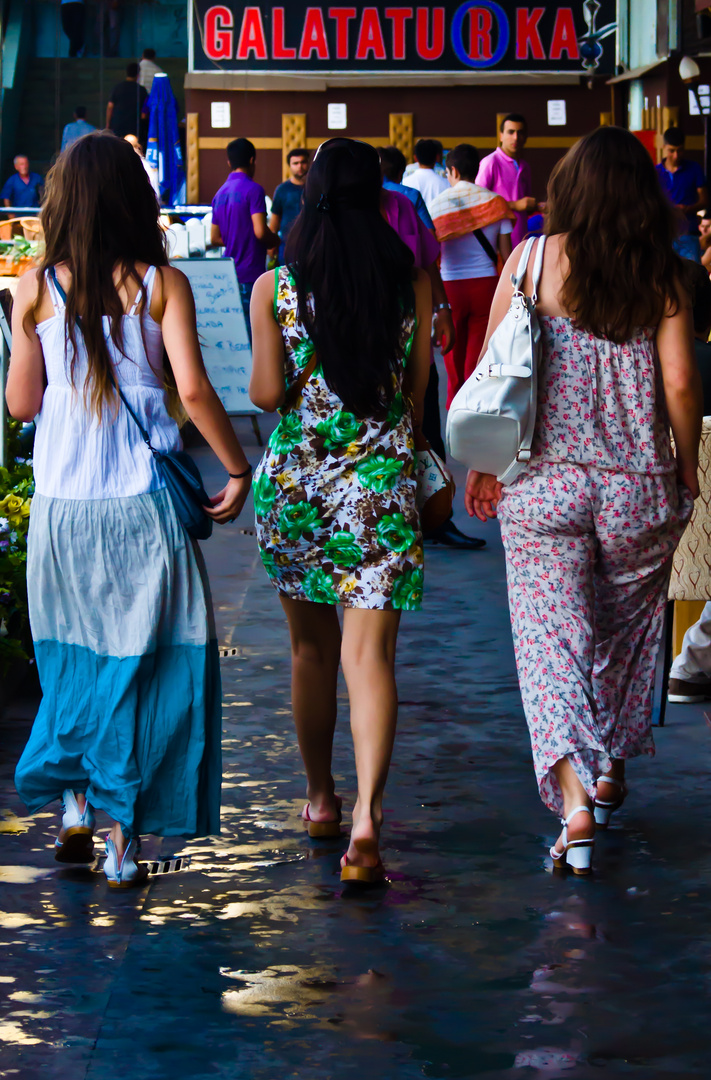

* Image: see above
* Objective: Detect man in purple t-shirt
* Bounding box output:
[475,114,536,247]
[211,138,280,341]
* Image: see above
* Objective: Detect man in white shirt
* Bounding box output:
[439,143,513,406]
[402,139,449,208]
[138,49,163,95]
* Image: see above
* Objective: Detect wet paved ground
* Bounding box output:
[2,376,711,1079]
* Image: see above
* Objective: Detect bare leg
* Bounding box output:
[596,758,626,805]
[551,756,595,855]
[280,597,342,820]
[340,608,401,868]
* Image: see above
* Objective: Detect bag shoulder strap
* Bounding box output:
[510,235,547,299]
[49,266,155,453]
[472,227,498,266]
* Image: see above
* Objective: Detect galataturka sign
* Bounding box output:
[190,1,617,75]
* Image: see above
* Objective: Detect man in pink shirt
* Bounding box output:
[476,114,536,247]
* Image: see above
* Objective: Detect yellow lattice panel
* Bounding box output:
[186,113,199,204]
[282,114,307,180]
[389,114,413,162]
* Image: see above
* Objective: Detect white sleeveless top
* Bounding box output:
[34,266,182,499]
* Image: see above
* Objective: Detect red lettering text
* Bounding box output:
[356,7,387,59]
[415,7,444,60]
[204,5,233,61]
[272,6,296,59]
[549,8,579,60]
[385,7,413,61]
[300,7,330,59]
[468,7,493,60]
[516,7,545,60]
[328,7,357,58]
[236,7,267,60]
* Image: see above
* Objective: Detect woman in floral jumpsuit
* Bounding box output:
[465,128,701,873]
[249,139,432,883]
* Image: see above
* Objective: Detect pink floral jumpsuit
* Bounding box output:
[497,317,694,815]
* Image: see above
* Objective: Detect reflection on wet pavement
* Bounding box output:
[1,414,711,1079]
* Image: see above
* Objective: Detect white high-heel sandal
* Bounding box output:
[593,775,627,829]
[103,836,149,890]
[549,805,595,875]
[54,790,96,864]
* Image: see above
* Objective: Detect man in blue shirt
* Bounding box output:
[379,145,434,230]
[61,106,96,151]
[1,156,43,208]
[656,127,707,262]
[268,148,309,264]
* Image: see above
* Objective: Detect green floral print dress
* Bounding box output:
[254,267,423,611]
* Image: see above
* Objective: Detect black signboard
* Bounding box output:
[190,2,617,75]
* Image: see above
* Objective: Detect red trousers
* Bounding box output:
[442,275,499,408]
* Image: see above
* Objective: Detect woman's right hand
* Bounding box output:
[204,475,252,524]
[464,470,503,522]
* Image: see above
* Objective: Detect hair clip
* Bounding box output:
[316,193,331,213]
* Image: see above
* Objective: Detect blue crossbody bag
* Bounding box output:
[49,267,213,541]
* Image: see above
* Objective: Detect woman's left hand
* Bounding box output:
[465,470,503,522]
[204,475,252,524]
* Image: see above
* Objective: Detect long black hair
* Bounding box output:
[284,138,415,419]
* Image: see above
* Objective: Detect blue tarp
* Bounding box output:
[145,73,185,206]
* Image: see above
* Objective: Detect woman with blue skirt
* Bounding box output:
[6,132,252,888]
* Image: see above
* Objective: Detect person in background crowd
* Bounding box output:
[379,146,434,230]
[698,208,711,271]
[124,134,160,198]
[466,127,700,875]
[106,63,148,139]
[211,138,280,343]
[380,150,486,550]
[97,0,121,57]
[60,0,85,58]
[429,143,513,406]
[1,156,43,209]
[476,114,536,248]
[657,127,707,262]
[268,148,310,265]
[7,132,252,889]
[249,138,431,885]
[61,106,95,151]
[403,139,449,207]
[403,141,447,181]
[138,48,163,94]
[668,261,711,703]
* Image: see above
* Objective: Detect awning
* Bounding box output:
[607,59,667,85]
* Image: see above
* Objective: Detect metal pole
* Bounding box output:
[0,303,10,471]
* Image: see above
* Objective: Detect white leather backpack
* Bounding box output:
[446,235,547,485]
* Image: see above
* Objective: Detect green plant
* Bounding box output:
[0,237,39,264]
[0,420,34,670]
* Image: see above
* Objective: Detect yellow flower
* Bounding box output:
[340,576,357,593]
[345,442,361,458]
[0,494,23,515]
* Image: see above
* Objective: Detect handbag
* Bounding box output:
[445,234,546,485]
[49,267,213,541]
[413,439,454,533]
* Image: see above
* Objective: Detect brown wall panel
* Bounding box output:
[188,82,611,203]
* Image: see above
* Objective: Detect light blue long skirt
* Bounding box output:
[15,490,221,837]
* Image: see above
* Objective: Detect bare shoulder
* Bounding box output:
[13,268,43,315]
[251,269,278,310]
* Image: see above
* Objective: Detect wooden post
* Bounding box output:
[672,601,707,659]
[388,113,413,161]
[662,106,679,130]
[281,114,307,180]
[186,113,199,204]
[599,112,612,127]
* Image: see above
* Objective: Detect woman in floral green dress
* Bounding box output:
[250,139,432,884]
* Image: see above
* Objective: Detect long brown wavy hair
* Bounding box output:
[29,132,170,419]
[546,126,684,342]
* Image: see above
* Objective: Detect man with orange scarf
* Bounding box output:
[429,143,515,407]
